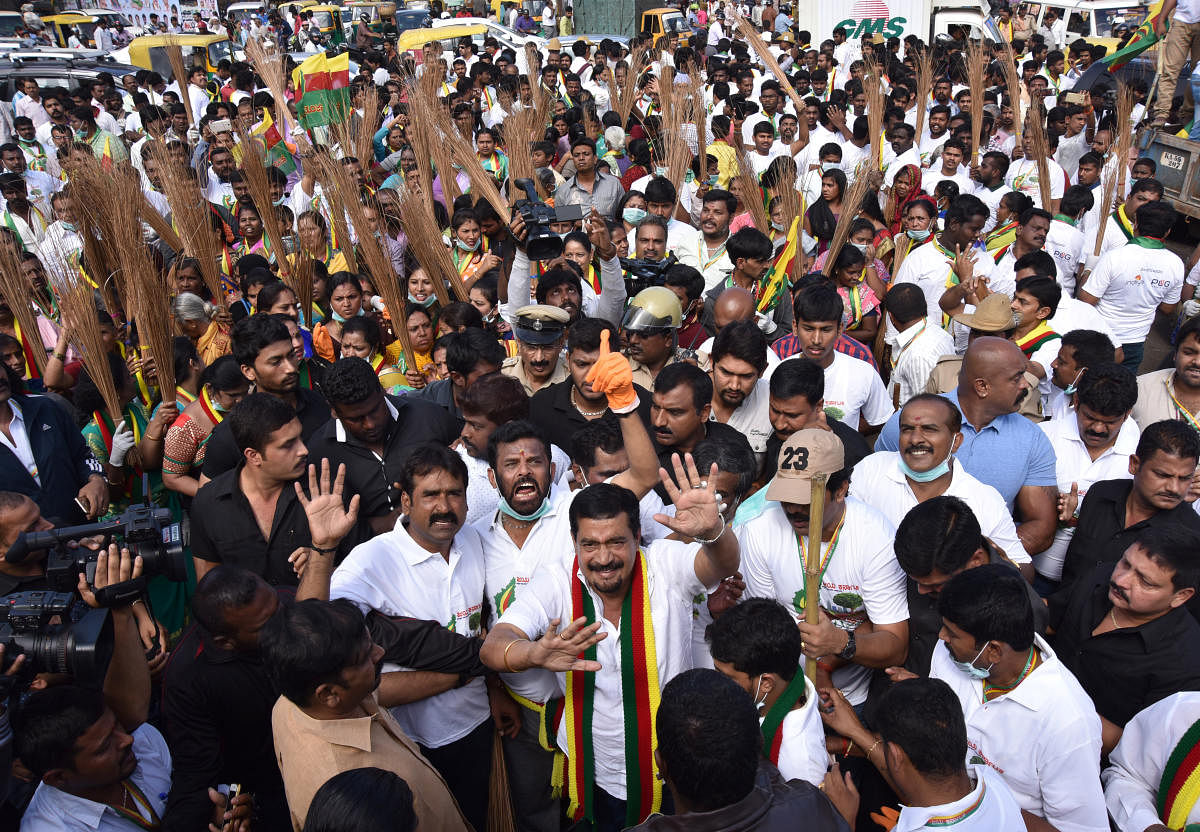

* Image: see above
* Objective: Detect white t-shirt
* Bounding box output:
[887,318,957,407]
[1035,413,1139,581]
[499,539,711,800]
[1049,290,1120,348]
[849,452,1030,565]
[808,350,894,429]
[893,238,995,326]
[974,182,1012,232]
[709,375,773,456]
[930,636,1106,831]
[738,498,909,706]
[923,169,975,198]
[1045,218,1086,292]
[894,765,1027,832]
[1006,158,1067,211]
[331,521,491,748]
[1082,242,1185,343]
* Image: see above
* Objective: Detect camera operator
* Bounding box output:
[0,493,170,676]
[14,546,252,832]
[0,360,107,522]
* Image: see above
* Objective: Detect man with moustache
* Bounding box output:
[330,443,506,832]
[623,287,683,391]
[738,429,909,711]
[501,305,570,396]
[850,395,1031,575]
[1052,526,1200,755]
[1131,314,1200,431]
[651,362,743,481]
[481,463,740,831]
[876,337,1059,556]
[1059,421,1200,609]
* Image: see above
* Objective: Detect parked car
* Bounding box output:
[0,53,138,99]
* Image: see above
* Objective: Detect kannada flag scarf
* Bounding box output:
[760,671,807,765]
[565,550,662,826]
[1158,717,1200,830]
[199,386,226,426]
[1014,321,1060,358]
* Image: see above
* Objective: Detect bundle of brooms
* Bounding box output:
[965,41,989,167]
[1022,104,1054,213]
[60,280,122,419]
[913,48,934,141]
[0,245,47,379]
[149,142,228,306]
[238,124,294,288]
[823,174,873,276]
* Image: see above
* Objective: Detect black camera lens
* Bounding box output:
[10,607,114,680]
[129,522,188,583]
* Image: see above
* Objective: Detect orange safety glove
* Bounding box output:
[584,329,638,413]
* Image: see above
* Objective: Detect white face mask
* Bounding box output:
[752,675,767,707]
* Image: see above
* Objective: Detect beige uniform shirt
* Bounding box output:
[925,355,1045,422]
[501,353,569,396]
[628,353,681,392]
[1132,368,1192,431]
[271,692,470,832]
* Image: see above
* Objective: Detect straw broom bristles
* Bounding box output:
[659,70,698,199]
[865,60,886,169]
[60,282,122,418]
[914,48,934,141]
[405,78,461,208]
[164,39,195,129]
[434,92,513,227]
[823,174,873,276]
[108,173,176,401]
[138,194,185,253]
[998,40,1024,144]
[693,87,708,181]
[1023,106,1053,212]
[151,144,227,306]
[396,191,459,306]
[0,247,47,379]
[734,152,769,234]
[503,106,542,197]
[245,37,307,145]
[616,44,651,128]
[352,198,416,371]
[732,16,806,116]
[1093,83,1136,256]
[238,126,292,287]
[966,41,988,167]
[487,732,516,832]
[292,246,315,331]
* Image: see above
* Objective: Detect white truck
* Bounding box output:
[793,0,993,46]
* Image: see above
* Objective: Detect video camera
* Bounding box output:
[620,253,679,296]
[6,504,187,603]
[512,178,587,262]
[0,591,113,681]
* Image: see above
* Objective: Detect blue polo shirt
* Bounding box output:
[874,389,1057,508]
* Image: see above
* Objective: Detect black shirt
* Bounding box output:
[1050,561,1200,726]
[1058,478,1200,621]
[405,378,464,434]
[530,380,654,455]
[201,387,331,480]
[190,462,355,586]
[306,395,458,519]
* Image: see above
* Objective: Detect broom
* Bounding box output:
[966,41,989,167]
[405,76,462,209]
[823,174,873,276]
[1093,83,1135,256]
[0,247,47,379]
[396,189,458,307]
[487,731,516,832]
[60,281,123,419]
[616,44,651,129]
[164,38,196,130]
[238,124,293,287]
[345,191,417,371]
[998,40,1024,144]
[1023,106,1053,212]
[865,59,886,171]
[693,87,708,183]
[152,142,228,307]
[913,48,934,142]
[734,152,769,234]
[309,152,360,274]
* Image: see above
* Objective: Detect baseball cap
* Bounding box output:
[765,429,845,505]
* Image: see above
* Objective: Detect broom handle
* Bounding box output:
[804,472,828,681]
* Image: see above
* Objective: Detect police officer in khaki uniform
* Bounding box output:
[501,304,570,396]
[623,286,685,391]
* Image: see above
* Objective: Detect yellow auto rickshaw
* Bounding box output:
[42,13,102,48]
[306,4,345,44]
[125,33,235,78]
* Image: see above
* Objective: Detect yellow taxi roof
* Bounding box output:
[43,13,100,24]
[130,33,228,47]
[397,22,485,50]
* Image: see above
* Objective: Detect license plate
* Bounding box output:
[1162,151,1187,171]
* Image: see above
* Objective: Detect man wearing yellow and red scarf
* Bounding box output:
[481,332,740,832]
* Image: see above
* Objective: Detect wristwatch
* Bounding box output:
[837,628,857,661]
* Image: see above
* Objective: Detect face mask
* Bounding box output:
[851,242,869,253]
[1063,367,1085,397]
[73,129,87,141]
[752,675,767,707]
[331,307,365,323]
[623,207,647,224]
[898,447,953,483]
[272,195,286,207]
[771,220,786,231]
[906,228,932,241]
[498,493,552,522]
[654,166,668,177]
[61,221,77,232]
[951,643,994,680]
[456,237,480,252]
[409,293,437,308]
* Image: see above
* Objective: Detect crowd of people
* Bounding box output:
[0,0,1198,830]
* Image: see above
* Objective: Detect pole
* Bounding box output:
[803,472,827,681]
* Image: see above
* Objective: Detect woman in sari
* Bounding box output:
[827,244,880,347]
[449,209,501,289]
[392,302,438,389]
[813,218,890,299]
[233,200,273,264]
[803,168,846,257]
[172,292,232,365]
[339,315,406,390]
[311,272,366,362]
[161,355,249,499]
[294,210,348,288]
[890,197,937,277]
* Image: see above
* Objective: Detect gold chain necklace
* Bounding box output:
[570,386,607,417]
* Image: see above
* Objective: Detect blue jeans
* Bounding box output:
[1121,341,1144,373]
[1191,68,1200,140]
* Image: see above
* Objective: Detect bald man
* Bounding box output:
[877,337,1058,556]
[697,288,783,375]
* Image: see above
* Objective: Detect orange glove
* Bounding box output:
[585,329,638,413]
